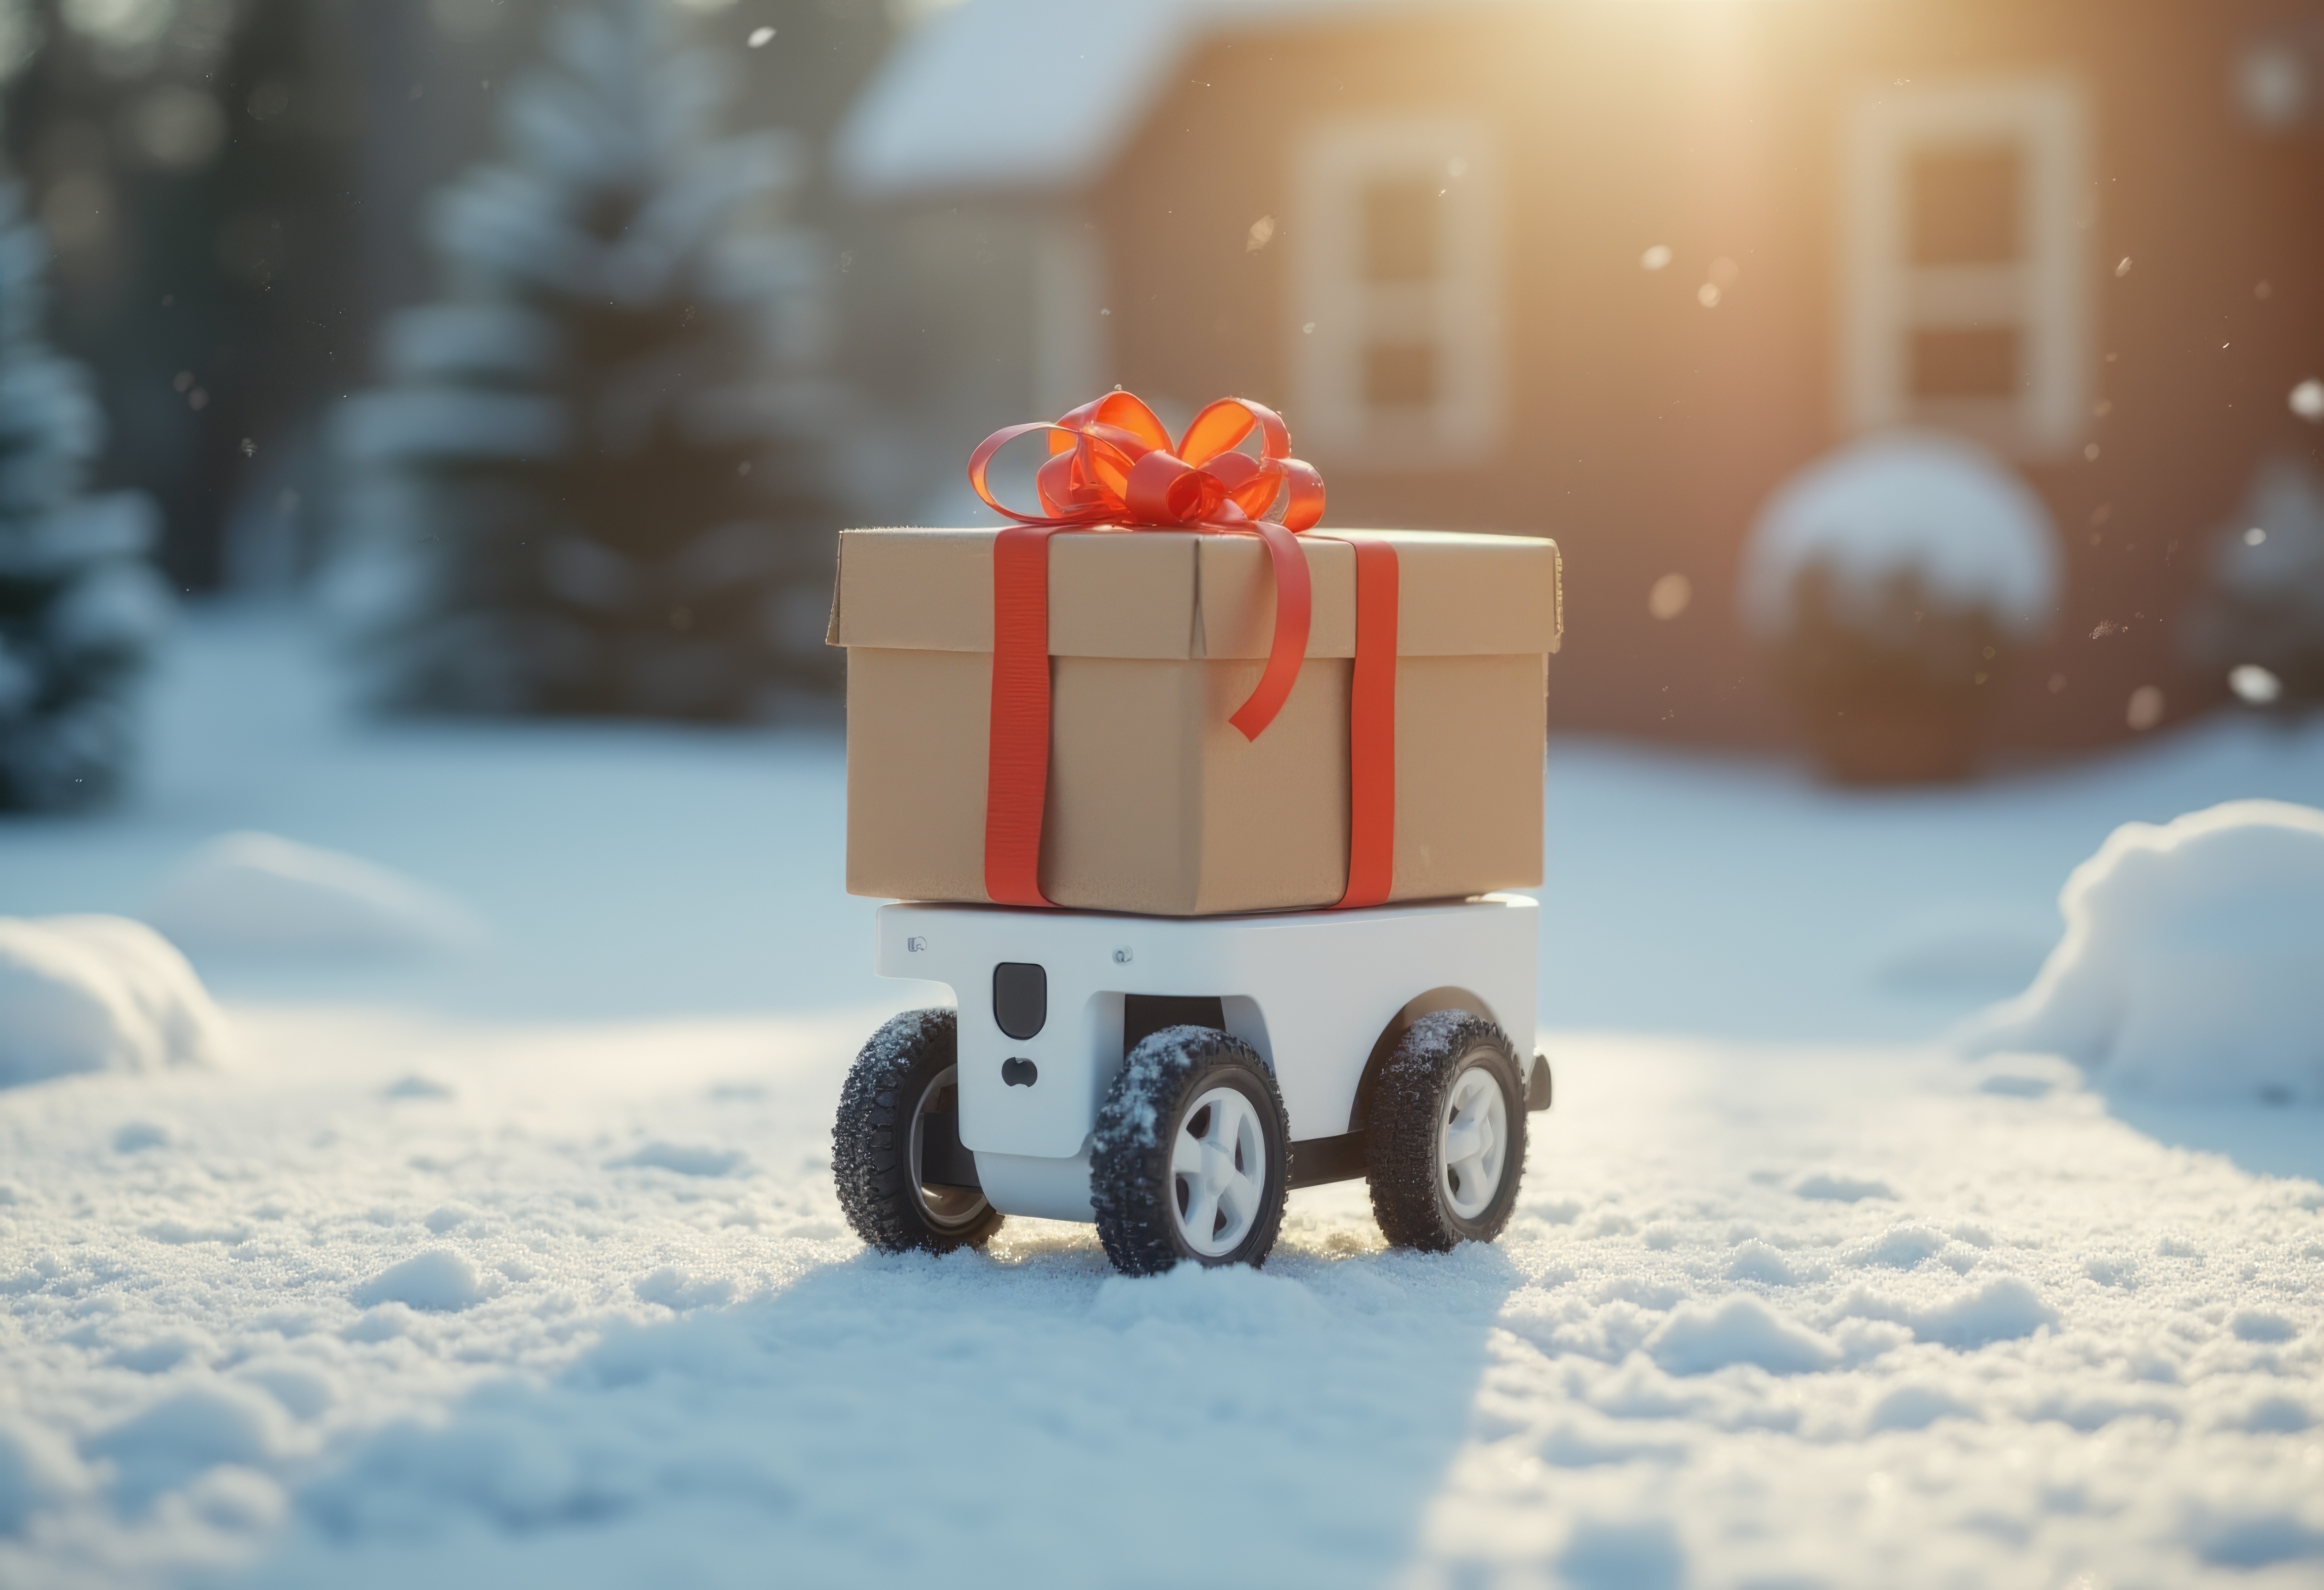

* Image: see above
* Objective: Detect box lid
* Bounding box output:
[827,526,1561,659]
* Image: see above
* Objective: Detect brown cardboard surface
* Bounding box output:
[844,650,1546,915]
[837,527,1557,914]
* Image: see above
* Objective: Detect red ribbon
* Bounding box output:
[967,392,1397,912]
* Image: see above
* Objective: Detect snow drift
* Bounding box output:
[0,914,228,1087]
[1964,800,2324,1102]
[144,830,483,958]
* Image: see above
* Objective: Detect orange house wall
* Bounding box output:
[1094,0,2324,754]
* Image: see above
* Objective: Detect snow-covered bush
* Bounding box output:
[0,916,227,1088]
[2183,457,2324,711]
[330,0,839,720]
[0,186,169,809]
[1963,800,2324,1105]
[1739,432,2062,783]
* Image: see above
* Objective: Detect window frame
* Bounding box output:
[1289,115,1504,468]
[1841,76,2091,457]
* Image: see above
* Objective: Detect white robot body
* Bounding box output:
[874,894,1541,1223]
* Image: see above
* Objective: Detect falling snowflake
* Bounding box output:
[2229,664,2282,705]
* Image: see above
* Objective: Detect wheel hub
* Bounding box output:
[910,1065,993,1231]
[1439,1063,1508,1221]
[1171,1085,1267,1257]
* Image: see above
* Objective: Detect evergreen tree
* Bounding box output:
[0,183,167,810]
[333,0,839,719]
[2184,457,2324,711]
[0,0,361,591]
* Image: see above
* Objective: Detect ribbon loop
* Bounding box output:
[971,394,1323,540]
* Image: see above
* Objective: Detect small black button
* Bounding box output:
[1002,1058,1038,1088]
[992,962,1047,1040]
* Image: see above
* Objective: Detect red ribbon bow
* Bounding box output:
[969,392,1325,740]
[968,392,1397,912]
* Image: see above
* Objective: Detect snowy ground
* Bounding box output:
[2,606,2321,1589]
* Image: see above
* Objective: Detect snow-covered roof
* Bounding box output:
[834,0,1426,200]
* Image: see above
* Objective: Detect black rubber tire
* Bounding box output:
[1090,1025,1290,1277]
[832,1009,1004,1254]
[1366,1010,1527,1251]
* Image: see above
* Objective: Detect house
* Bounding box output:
[832,0,2324,752]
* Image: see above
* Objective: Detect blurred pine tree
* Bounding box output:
[333,0,840,720]
[0,184,167,810]
[1,0,365,593]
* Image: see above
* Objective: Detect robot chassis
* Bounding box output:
[833,894,1548,1275]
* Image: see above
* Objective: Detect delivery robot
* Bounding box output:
[831,893,1547,1276]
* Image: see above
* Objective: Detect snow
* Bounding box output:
[1644,1295,1839,1375]
[1738,430,2064,637]
[834,0,1411,199]
[374,303,558,383]
[348,1250,487,1314]
[6,1018,2313,1590]
[334,387,569,465]
[2234,663,2286,704]
[1965,800,2324,1106]
[833,0,1192,198]
[43,547,172,657]
[0,605,2319,1588]
[0,915,227,1087]
[142,831,484,960]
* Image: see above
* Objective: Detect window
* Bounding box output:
[1841,78,2088,455]
[1910,146,2021,266]
[1290,117,1502,466]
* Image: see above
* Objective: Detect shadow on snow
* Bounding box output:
[216,1236,1523,1590]
[2098,1093,2324,1185]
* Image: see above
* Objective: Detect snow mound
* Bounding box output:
[1838,1274,2059,1349]
[351,1250,484,1313]
[1646,1296,1838,1375]
[608,1142,747,1177]
[1964,800,2324,1103]
[0,915,228,1088]
[633,1267,737,1311]
[144,830,484,958]
[0,1414,89,1532]
[83,1385,285,1509]
[1739,430,2062,637]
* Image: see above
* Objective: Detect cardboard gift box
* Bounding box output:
[829,526,1561,915]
